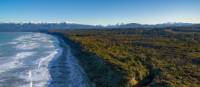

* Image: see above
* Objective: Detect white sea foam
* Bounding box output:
[12,33,56,50]
[15,52,35,59]
[20,34,62,87]
[14,33,41,50]
[0,32,63,87]
[18,49,62,87]
[16,42,40,50]
[0,52,35,74]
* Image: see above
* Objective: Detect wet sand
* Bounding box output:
[48,36,91,87]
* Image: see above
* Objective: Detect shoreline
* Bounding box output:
[48,34,91,87]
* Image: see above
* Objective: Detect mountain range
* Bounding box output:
[0,22,199,32]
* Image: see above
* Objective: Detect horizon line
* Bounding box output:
[0,21,199,26]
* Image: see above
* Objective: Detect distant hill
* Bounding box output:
[0,23,101,32]
[108,23,194,28]
[107,23,144,28]
[0,22,198,31]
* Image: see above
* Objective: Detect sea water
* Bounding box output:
[0,32,62,87]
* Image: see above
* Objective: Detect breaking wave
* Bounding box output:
[0,32,62,87]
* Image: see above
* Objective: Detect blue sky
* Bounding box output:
[0,0,200,25]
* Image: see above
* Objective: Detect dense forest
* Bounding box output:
[50,28,200,87]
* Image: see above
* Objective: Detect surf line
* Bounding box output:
[28,70,33,87]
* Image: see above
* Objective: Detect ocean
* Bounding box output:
[0,32,62,87]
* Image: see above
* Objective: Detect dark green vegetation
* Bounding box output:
[50,28,200,87]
